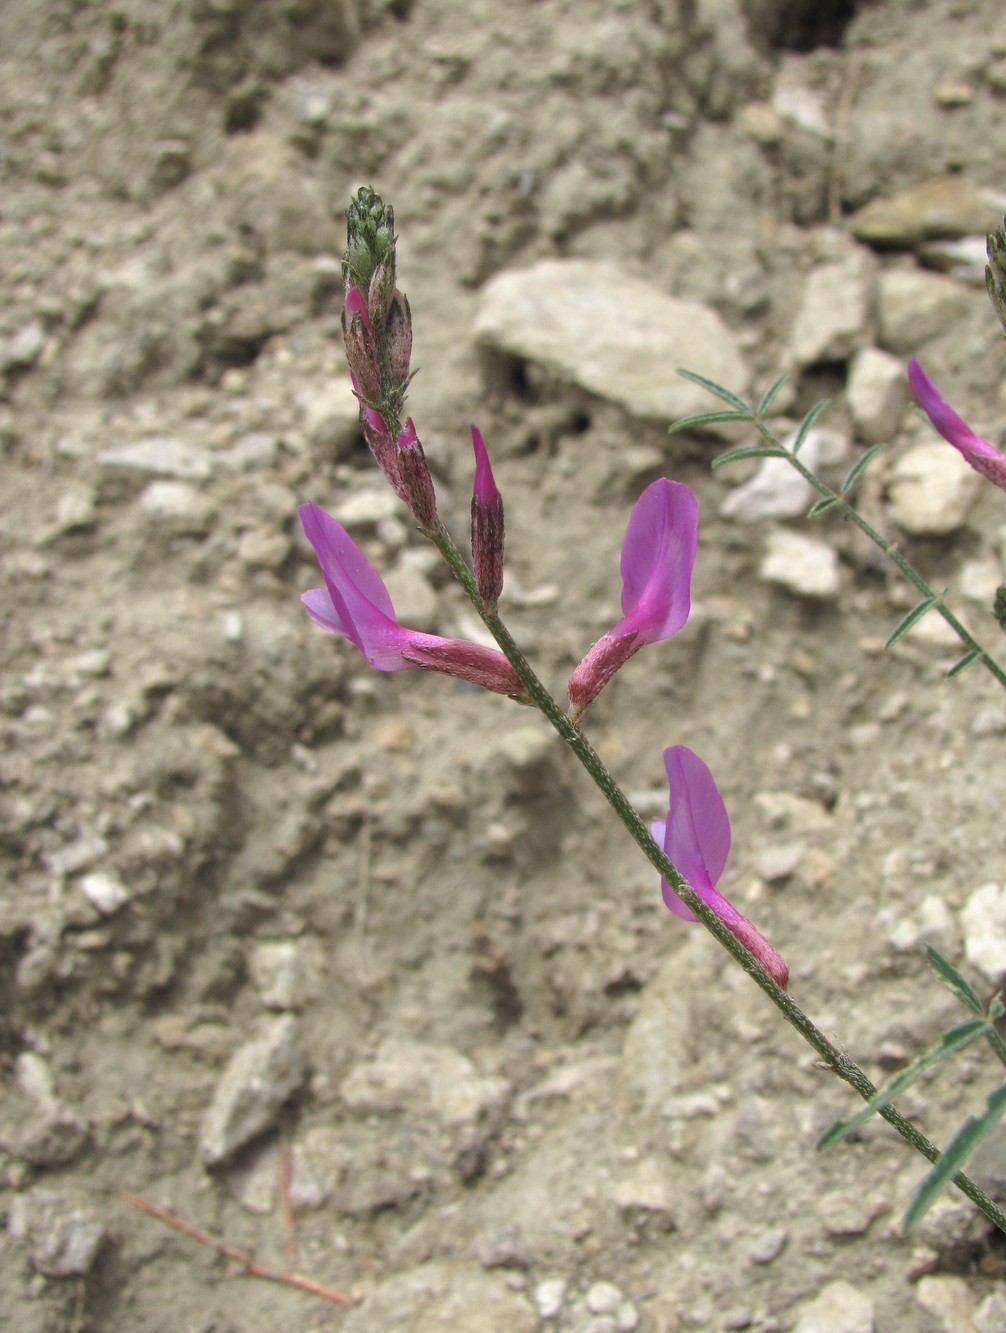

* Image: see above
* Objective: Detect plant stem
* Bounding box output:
[427,516,1006,1236]
[758,423,1006,691]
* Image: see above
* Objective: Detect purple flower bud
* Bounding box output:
[653,746,789,989]
[908,357,1006,492]
[470,426,505,605]
[298,502,524,697]
[342,286,381,405]
[367,255,397,327]
[386,291,413,392]
[395,418,438,531]
[568,478,698,720]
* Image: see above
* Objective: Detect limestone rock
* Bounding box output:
[960,882,1006,986]
[340,1038,510,1127]
[474,258,749,426]
[760,529,840,599]
[846,347,908,444]
[850,175,1005,248]
[886,441,983,536]
[792,1279,874,1333]
[199,1015,306,1167]
[876,268,977,355]
[790,248,875,367]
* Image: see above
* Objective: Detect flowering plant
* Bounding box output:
[298,188,1006,1237]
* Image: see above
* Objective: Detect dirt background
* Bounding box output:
[3,1,1006,1329]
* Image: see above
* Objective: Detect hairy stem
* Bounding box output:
[427,518,1006,1234]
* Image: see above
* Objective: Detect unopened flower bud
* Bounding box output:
[343,187,396,301]
[386,292,413,391]
[995,583,1006,632]
[987,216,1006,340]
[367,255,397,328]
[342,287,381,404]
[395,418,438,530]
[470,426,504,605]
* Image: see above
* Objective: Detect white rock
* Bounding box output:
[535,1278,567,1320]
[247,939,322,1010]
[79,871,131,915]
[960,882,1006,985]
[721,428,848,523]
[915,1275,976,1333]
[333,489,401,526]
[340,1038,510,1126]
[790,248,875,367]
[475,258,749,427]
[887,441,983,535]
[199,1015,306,1166]
[587,1282,624,1316]
[99,437,214,480]
[846,347,908,444]
[383,565,438,631]
[791,1279,874,1333]
[760,528,840,599]
[876,268,977,355]
[138,480,214,535]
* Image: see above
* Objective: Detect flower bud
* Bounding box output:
[342,287,381,404]
[395,418,438,530]
[470,426,504,605]
[343,187,396,302]
[367,255,397,328]
[386,292,413,391]
[987,215,1006,340]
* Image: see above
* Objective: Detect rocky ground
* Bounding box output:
[3,1,1006,1329]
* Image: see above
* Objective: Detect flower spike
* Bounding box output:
[299,502,523,697]
[652,746,789,989]
[568,478,698,720]
[470,426,505,605]
[907,358,1006,493]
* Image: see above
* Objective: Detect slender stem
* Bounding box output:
[755,423,1006,691]
[427,519,1006,1234]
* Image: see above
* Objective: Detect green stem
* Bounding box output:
[426,519,1006,1234]
[758,425,1006,692]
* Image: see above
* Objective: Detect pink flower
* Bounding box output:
[568,479,698,719]
[470,426,504,605]
[652,746,789,989]
[298,502,523,696]
[908,357,1006,492]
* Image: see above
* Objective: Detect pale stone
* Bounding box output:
[792,1279,874,1333]
[876,268,977,355]
[790,248,875,367]
[199,1015,306,1166]
[340,1038,510,1126]
[138,480,214,535]
[960,882,1006,985]
[915,1275,977,1333]
[846,347,908,444]
[99,437,214,480]
[850,175,1004,248]
[887,441,983,536]
[760,528,840,599]
[721,428,848,523]
[474,258,749,426]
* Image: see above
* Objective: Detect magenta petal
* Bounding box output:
[660,746,730,912]
[908,358,1001,461]
[614,479,698,644]
[343,285,372,332]
[471,425,500,507]
[298,502,414,670]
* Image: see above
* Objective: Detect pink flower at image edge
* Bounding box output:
[298,502,523,696]
[907,357,1006,491]
[652,745,789,989]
